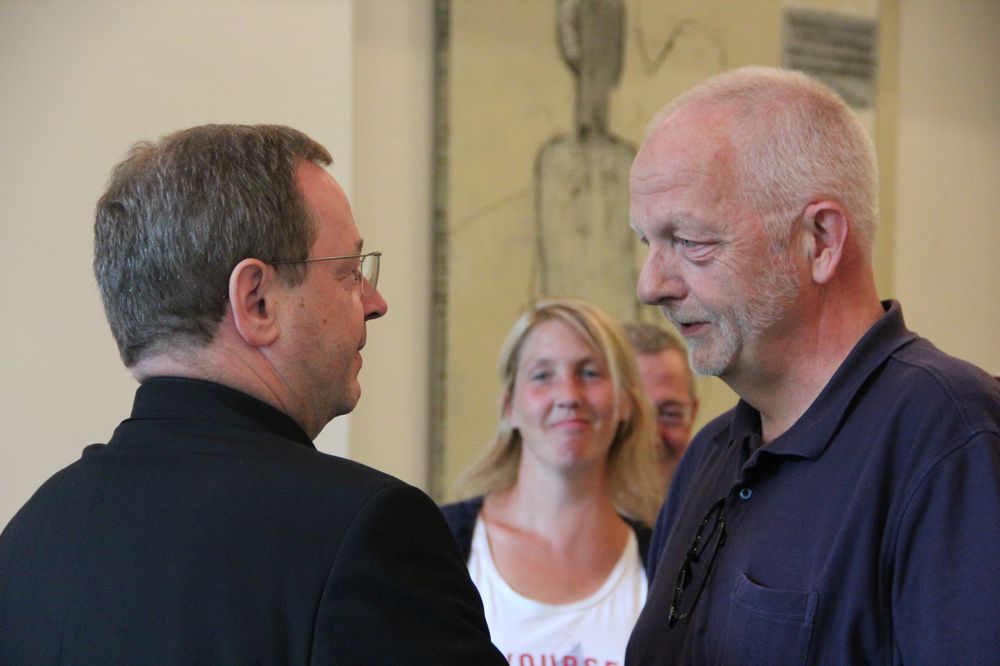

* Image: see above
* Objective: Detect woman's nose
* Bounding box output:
[554,378,583,407]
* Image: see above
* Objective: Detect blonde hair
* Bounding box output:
[455,298,663,525]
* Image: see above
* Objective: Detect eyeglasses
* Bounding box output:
[657,403,693,428]
[272,251,381,295]
[668,497,727,628]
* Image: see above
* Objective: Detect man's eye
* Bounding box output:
[659,405,691,425]
[674,236,716,259]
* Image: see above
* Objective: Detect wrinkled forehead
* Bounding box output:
[629,123,740,228]
[637,348,697,400]
[634,112,736,186]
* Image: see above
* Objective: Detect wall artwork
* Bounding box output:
[430,0,880,499]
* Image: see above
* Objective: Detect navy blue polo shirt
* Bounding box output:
[626,301,1000,664]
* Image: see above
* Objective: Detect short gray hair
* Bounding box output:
[651,66,878,258]
[94,124,331,367]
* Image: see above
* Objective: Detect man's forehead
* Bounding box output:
[295,162,364,251]
[631,129,740,227]
[641,347,687,372]
[633,120,732,184]
[637,349,696,398]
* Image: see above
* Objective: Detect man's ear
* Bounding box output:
[228,258,280,348]
[801,201,848,285]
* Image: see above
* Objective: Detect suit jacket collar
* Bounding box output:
[111,376,314,450]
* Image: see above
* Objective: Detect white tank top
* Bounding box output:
[467,517,647,666]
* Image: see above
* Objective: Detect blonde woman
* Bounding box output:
[442,299,663,665]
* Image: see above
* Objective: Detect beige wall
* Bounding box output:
[348,0,434,489]
[2,0,998,528]
[893,0,1000,375]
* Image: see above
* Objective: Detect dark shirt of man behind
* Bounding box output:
[625,67,1000,664]
[0,125,506,665]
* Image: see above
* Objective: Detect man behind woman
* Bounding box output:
[442,298,663,665]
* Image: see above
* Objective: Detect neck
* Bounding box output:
[130,332,314,438]
[492,459,622,541]
[732,284,884,444]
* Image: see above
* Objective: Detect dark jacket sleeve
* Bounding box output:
[311,484,506,665]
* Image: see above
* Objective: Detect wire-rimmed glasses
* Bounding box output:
[668,497,727,628]
[272,251,381,295]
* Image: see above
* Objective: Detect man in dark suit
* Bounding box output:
[0,124,506,664]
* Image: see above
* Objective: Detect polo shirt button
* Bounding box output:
[738,487,752,500]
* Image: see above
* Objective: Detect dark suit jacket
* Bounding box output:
[0,378,505,665]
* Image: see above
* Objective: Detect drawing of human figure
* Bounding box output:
[535,0,638,321]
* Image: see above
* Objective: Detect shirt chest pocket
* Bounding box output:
[719,574,819,665]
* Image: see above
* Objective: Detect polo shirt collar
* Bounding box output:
[714,300,918,460]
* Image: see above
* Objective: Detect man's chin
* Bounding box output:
[341,392,361,417]
[657,455,679,482]
[689,356,724,377]
[327,386,362,422]
[658,443,677,465]
[689,343,732,377]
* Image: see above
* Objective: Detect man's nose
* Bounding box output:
[637,246,686,305]
[364,286,388,321]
